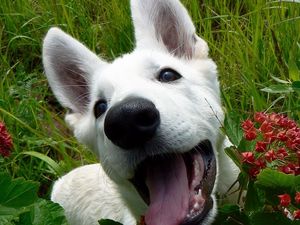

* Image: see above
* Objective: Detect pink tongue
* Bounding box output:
[145,156,189,225]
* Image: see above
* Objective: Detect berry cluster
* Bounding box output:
[278,192,300,220]
[241,112,300,178]
[0,122,13,157]
[239,112,300,220]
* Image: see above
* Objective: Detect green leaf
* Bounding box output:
[225,147,242,169]
[98,219,123,225]
[223,112,243,147]
[288,57,300,81]
[256,169,300,194]
[292,81,300,92]
[20,151,63,176]
[250,212,299,225]
[19,200,68,225]
[244,181,264,214]
[0,173,39,208]
[237,139,256,153]
[212,204,250,225]
[260,84,294,94]
[0,174,68,225]
[271,75,290,84]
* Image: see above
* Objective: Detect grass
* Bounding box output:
[0,0,299,211]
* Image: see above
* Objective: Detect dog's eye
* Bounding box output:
[158,68,182,83]
[94,100,108,118]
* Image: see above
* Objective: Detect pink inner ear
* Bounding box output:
[131,0,199,59]
[154,6,194,58]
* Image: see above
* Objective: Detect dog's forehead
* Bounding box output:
[93,50,216,87]
[103,50,182,78]
[92,50,179,91]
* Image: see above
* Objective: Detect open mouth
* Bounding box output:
[130,140,216,225]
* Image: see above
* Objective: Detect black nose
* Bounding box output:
[104,97,160,149]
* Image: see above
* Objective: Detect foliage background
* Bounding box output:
[0,0,299,224]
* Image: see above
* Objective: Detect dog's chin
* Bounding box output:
[130,140,217,225]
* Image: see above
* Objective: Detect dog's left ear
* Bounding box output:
[43,28,108,130]
[131,0,209,59]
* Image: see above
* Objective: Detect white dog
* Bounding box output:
[43,0,239,224]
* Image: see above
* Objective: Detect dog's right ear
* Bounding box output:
[131,0,209,59]
[43,28,107,116]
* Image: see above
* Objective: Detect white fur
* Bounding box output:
[43,0,239,224]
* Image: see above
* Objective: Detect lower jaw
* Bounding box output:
[131,140,217,225]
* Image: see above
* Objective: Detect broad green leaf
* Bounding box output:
[223,112,243,147]
[212,204,250,225]
[237,138,256,153]
[19,199,68,225]
[288,57,300,81]
[244,181,264,214]
[0,173,38,208]
[292,81,300,92]
[99,219,123,225]
[0,216,16,225]
[260,84,294,94]
[250,212,299,225]
[256,169,300,194]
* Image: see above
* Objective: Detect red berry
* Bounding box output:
[254,158,266,169]
[255,141,267,152]
[294,209,300,220]
[241,152,255,164]
[276,147,288,159]
[278,194,291,207]
[260,121,273,133]
[254,112,267,124]
[265,150,276,162]
[277,131,288,142]
[242,119,254,131]
[249,167,260,178]
[0,122,13,158]
[279,166,294,175]
[263,131,276,143]
[295,192,300,204]
[245,129,257,141]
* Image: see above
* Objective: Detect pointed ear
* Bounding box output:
[131,0,209,58]
[42,28,107,114]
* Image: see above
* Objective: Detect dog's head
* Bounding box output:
[43,0,225,224]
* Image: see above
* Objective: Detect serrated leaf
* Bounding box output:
[261,84,294,94]
[24,199,68,225]
[0,173,39,208]
[223,112,243,147]
[256,169,300,194]
[99,219,123,225]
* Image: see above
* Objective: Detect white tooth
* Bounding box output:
[194,203,200,210]
[195,189,202,198]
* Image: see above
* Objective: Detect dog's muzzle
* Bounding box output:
[104,97,160,149]
[104,97,216,225]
